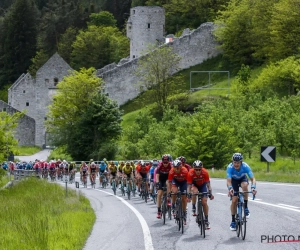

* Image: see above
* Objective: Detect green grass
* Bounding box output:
[0,178,95,249]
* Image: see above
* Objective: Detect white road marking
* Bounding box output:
[212,178,300,187]
[216,192,261,200]
[217,192,300,212]
[96,189,154,250]
[278,204,299,209]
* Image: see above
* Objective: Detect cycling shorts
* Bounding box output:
[158,173,168,190]
[172,179,187,194]
[193,183,208,197]
[232,176,248,196]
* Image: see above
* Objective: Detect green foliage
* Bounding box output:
[88,11,117,27]
[28,49,49,77]
[0,0,38,88]
[70,25,129,70]
[251,56,300,97]
[13,146,41,156]
[46,67,103,148]
[0,178,95,249]
[47,146,73,162]
[57,27,78,64]
[68,93,122,160]
[46,67,122,160]
[0,111,24,161]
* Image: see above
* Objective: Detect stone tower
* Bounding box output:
[126,6,165,60]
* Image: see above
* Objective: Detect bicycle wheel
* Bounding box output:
[236,211,240,237]
[168,204,172,220]
[241,205,247,240]
[112,180,116,195]
[145,191,148,203]
[127,181,131,200]
[162,196,166,224]
[198,201,205,238]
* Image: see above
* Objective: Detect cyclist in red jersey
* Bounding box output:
[136,161,150,195]
[187,160,214,229]
[168,159,189,225]
[156,154,172,219]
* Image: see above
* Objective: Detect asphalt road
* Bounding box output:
[15,149,52,162]
[55,174,300,250]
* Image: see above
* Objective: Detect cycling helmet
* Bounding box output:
[232,153,243,162]
[141,161,146,167]
[193,160,203,168]
[179,156,186,163]
[120,161,125,165]
[125,161,130,166]
[100,161,104,165]
[162,154,170,162]
[173,159,181,167]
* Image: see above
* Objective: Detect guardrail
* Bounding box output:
[13,170,39,180]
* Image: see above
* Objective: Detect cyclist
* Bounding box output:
[99,161,108,186]
[178,156,191,171]
[80,162,89,186]
[89,162,98,185]
[136,161,150,196]
[108,161,118,186]
[155,155,172,219]
[187,160,214,230]
[168,159,189,225]
[49,160,56,180]
[149,159,158,201]
[227,153,257,231]
[122,161,134,189]
[118,161,125,188]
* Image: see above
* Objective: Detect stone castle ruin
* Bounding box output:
[0,6,220,148]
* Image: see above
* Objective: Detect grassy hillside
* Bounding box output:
[121,55,264,128]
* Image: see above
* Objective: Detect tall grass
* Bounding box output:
[0,178,95,250]
[13,146,42,156]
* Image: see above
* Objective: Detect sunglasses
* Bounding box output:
[194,169,202,171]
[163,161,169,164]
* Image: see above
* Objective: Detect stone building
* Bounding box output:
[127,6,165,60]
[5,53,72,148]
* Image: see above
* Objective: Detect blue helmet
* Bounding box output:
[232,153,243,162]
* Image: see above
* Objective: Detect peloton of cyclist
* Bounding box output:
[187,160,214,229]
[227,153,257,231]
[168,159,189,225]
[155,155,173,219]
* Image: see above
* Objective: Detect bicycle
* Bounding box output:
[171,190,186,234]
[131,178,136,197]
[151,184,157,204]
[82,173,88,188]
[119,177,126,196]
[161,187,172,225]
[101,173,108,188]
[140,178,148,203]
[231,189,255,240]
[91,173,96,189]
[111,177,117,195]
[126,178,132,200]
[192,192,208,238]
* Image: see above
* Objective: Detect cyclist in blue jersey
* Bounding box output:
[226,153,257,231]
[99,161,108,186]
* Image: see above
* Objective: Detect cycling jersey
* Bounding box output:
[187,168,210,186]
[109,165,117,173]
[156,162,172,175]
[136,165,150,174]
[99,163,107,172]
[168,167,188,182]
[118,164,125,172]
[226,162,254,180]
[90,166,97,173]
[123,166,133,175]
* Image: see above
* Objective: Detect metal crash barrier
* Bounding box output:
[13,170,40,180]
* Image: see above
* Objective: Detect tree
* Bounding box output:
[57,27,78,64]
[0,0,38,88]
[136,44,181,113]
[67,92,122,160]
[70,25,129,70]
[28,49,49,76]
[46,67,103,148]
[0,111,24,161]
[87,11,117,27]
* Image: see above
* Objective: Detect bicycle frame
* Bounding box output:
[171,191,186,234]
[192,192,208,238]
